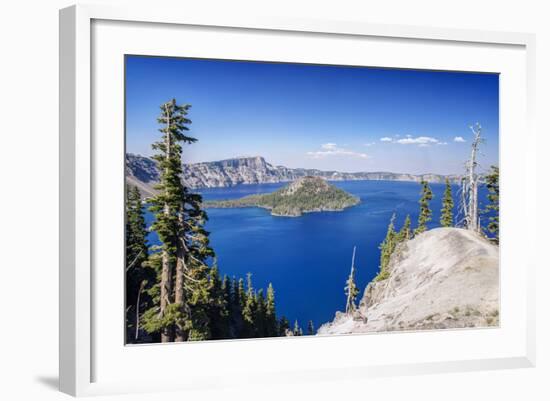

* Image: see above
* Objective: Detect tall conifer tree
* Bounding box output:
[397,214,412,242]
[415,180,433,235]
[181,196,215,341]
[483,165,499,243]
[147,99,193,342]
[265,283,278,337]
[144,98,217,342]
[242,273,257,338]
[278,316,290,336]
[307,320,315,336]
[255,289,267,337]
[377,213,397,281]
[207,266,229,340]
[293,320,303,336]
[440,178,454,227]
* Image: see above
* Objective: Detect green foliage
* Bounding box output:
[414,180,433,235]
[293,320,303,336]
[375,213,397,281]
[307,320,315,336]
[440,178,454,227]
[205,176,360,216]
[344,247,359,314]
[396,214,412,243]
[254,289,267,337]
[125,185,154,341]
[265,283,278,337]
[148,99,194,264]
[278,316,290,336]
[132,99,295,343]
[182,253,212,341]
[241,273,258,338]
[482,165,499,243]
[207,267,230,340]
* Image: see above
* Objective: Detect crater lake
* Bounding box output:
[144,180,490,331]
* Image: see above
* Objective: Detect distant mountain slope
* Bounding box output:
[125,153,461,195]
[205,176,360,216]
[317,227,499,334]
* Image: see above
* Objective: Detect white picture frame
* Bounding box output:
[59,4,536,397]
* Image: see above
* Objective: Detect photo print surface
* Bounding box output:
[125,55,499,344]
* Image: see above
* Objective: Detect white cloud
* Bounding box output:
[454,136,466,143]
[321,143,337,150]
[396,136,439,145]
[307,143,368,159]
[364,142,376,147]
[380,134,448,147]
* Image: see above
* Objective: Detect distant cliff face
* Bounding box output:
[180,155,287,188]
[125,153,461,195]
[317,228,499,335]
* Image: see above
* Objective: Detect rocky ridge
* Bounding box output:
[126,154,462,197]
[317,227,499,334]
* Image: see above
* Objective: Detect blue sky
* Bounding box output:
[126,56,499,175]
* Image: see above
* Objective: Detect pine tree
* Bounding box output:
[396,214,412,243]
[230,277,244,338]
[207,266,229,340]
[125,185,152,342]
[376,213,396,281]
[221,275,233,337]
[143,98,217,342]
[146,99,194,342]
[278,316,290,336]
[483,165,499,243]
[415,180,433,235]
[440,178,454,227]
[293,320,303,336]
[181,197,215,341]
[307,320,315,336]
[265,283,278,337]
[241,273,257,338]
[344,246,359,314]
[255,289,267,337]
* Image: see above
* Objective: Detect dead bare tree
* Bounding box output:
[458,123,484,232]
[345,246,358,315]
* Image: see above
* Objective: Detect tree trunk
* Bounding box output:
[160,106,174,343]
[465,124,482,232]
[135,280,145,341]
[472,177,479,232]
[160,250,173,342]
[345,246,356,315]
[174,231,187,342]
[468,137,476,230]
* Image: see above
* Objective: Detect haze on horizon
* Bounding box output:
[126,56,499,176]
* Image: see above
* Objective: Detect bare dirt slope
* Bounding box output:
[318,227,499,335]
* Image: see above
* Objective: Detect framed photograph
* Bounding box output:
[59,4,536,396]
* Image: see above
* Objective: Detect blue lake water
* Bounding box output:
[144,180,490,331]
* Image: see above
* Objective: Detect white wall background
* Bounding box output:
[0,0,547,400]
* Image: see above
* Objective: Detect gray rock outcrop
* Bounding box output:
[318,227,499,334]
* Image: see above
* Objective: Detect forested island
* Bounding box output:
[204,176,360,217]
